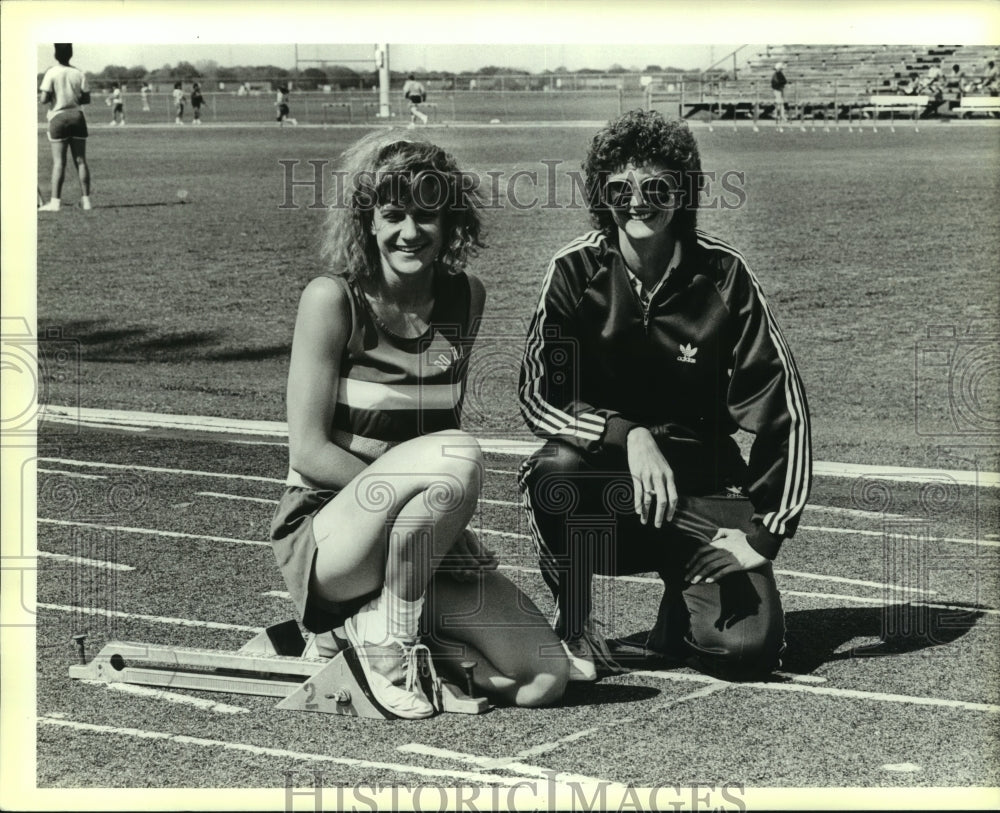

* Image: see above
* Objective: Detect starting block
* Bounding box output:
[69,620,490,719]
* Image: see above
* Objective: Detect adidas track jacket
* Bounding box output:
[518,230,812,559]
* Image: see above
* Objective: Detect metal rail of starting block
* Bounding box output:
[69,620,490,719]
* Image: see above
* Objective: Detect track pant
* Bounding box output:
[518,439,785,680]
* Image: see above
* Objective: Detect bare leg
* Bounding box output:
[49,140,68,201]
[68,138,91,197]
[424,570,568,707]
[310,430,483,606]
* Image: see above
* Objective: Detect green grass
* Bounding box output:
[37,124,1000,468]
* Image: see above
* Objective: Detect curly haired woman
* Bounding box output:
[518,110,812,683]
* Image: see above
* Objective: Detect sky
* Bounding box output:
[29,0,1000,77]
[38,43,756,77]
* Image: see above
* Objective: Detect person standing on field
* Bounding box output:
[402,74,429,127]
[770,61,789,126]
[275,85,298,126]
[172,81,186,124]
[38,43,93,212]
[106,81,124,126]
[191,82,205,124]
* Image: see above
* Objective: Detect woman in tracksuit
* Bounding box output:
[518,109,812,682]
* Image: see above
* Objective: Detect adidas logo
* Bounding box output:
[677,343,698,364]
[431,346,462,370]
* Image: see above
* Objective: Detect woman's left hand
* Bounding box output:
[445,528,499,582]
[683,528,768,584]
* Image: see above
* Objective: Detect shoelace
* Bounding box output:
[402,642,437,695]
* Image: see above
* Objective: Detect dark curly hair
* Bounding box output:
[321,131,484,284]
[583,109,701,238]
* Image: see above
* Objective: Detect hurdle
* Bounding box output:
[69,620,490,719]
[849,94,928,133]
[322,101,354,127]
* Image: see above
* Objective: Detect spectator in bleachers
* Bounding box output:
[899,72,922,95]
[946,64,967,96]
[770,61,789,126]
[973,60,998,95]
[924,65,944,101]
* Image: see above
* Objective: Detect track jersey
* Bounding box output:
[288,271,474,485]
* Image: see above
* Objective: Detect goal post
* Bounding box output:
[375,43,390,118]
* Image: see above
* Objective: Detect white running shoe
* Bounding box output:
[344,613,434,719]
[80,196,92,211]
[562,638,598,682]
[38,200,61,212]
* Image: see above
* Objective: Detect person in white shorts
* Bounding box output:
[38,43,93,212]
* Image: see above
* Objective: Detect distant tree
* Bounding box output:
[645,64,663,72]
[296,67,329,90]
[477,66,502,76]
[195,59,219,76]
[99,64,129,79]
[608,63,625,73]
[170,61,202,80]
[125,65,148,81]
[216,67,238,82]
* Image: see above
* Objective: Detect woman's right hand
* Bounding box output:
[626,426,677,528]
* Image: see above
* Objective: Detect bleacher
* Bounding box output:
[650,44,999,123]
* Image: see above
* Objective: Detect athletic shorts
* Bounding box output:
[47,109,88,142]
[175,103,185,115]
[112,103,123,115]
[277,103,289,118]
[270,485,380,633]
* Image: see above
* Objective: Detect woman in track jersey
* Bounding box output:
[38,43,93,212]
[270,132,568,718]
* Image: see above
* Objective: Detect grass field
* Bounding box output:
[29,119,1000,796]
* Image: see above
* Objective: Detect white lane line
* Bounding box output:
[800,524,1000,548]
[495,565,997,616]
[37,551,135,572]
[40,457,284,484]
[39,519,269,548]
[480,523,997,550]
[482,497,910,522]
[514,683,726,761]
[79,680,249,714]
[395,744,626,790]
[38,717,539,786]
[38,406,1000,487]
[37,602,261,632]
[38,468,107,480]
[197,491,278,505]
[629,670,1000,713]
[881,763,922,773]
[780,590,1000,616]
[39,520,990,613]
[498,560,939,597]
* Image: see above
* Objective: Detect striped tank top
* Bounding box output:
[290,271,474,481]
